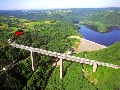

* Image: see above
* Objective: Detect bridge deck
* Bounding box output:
[10,42,120,69]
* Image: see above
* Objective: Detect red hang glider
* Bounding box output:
[14,30,24,37]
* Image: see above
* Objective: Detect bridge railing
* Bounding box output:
[10,43,120,69]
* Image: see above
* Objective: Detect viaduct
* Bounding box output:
[10,42,120,79]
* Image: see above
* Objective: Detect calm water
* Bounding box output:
[79,25,120,46]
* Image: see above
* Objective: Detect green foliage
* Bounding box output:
[0,16,80,90]
[0,8,120,90]
[0,72,23,90]
[16,21,79,50]
[75,42,120,90]
[1,8,120,33]
[46,61,97,90]
[83,64,120,90]
[0,45,29,66]
[75,42,120,65]
[80,10,120,32]
[26,65,53,90]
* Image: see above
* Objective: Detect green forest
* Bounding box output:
[0,8,120,90]
[0,8,120,32]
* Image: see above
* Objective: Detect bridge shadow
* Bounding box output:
[43,56,73,79]
[63,60,73,77]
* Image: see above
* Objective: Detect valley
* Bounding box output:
[0,8,120,90]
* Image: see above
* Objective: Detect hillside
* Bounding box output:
[46,42,120,90]
[0,16,81,90]
[0,8,120,32]
[0,8,120,90]
[80,10,120,32]
[75,42,120,65]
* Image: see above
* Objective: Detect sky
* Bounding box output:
[0,0,120,10]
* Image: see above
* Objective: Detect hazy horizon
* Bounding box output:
[0,7,120,11]
[0,0,120,10]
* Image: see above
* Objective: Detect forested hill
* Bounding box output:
[0,8,120,90]
[46,41,120,90]
[0,8,120,32]
[0,16,80,90]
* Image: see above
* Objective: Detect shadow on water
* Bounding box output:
[83,24,99,32]
[78,24,120,46]
[83,24,120,33]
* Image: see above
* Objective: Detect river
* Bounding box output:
[78,25,120,46]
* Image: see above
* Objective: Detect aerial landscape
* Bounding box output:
[0,0,120,90]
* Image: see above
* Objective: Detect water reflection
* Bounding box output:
[84,24,120,33]
[79,25,120,46]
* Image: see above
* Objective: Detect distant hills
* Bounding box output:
[0,8,120,32]
[0,8,120,90]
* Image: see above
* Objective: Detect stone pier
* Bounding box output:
[93,62,97,72]
[60,57,63,79]
[31,51,37,71]
[10,43,120,79]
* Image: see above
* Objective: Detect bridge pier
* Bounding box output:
[93,62,97,72]
[60,57,63,79]
[31,51,37,71]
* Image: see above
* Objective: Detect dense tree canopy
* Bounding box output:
[0,16,80,90]
[0,8,120,90]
